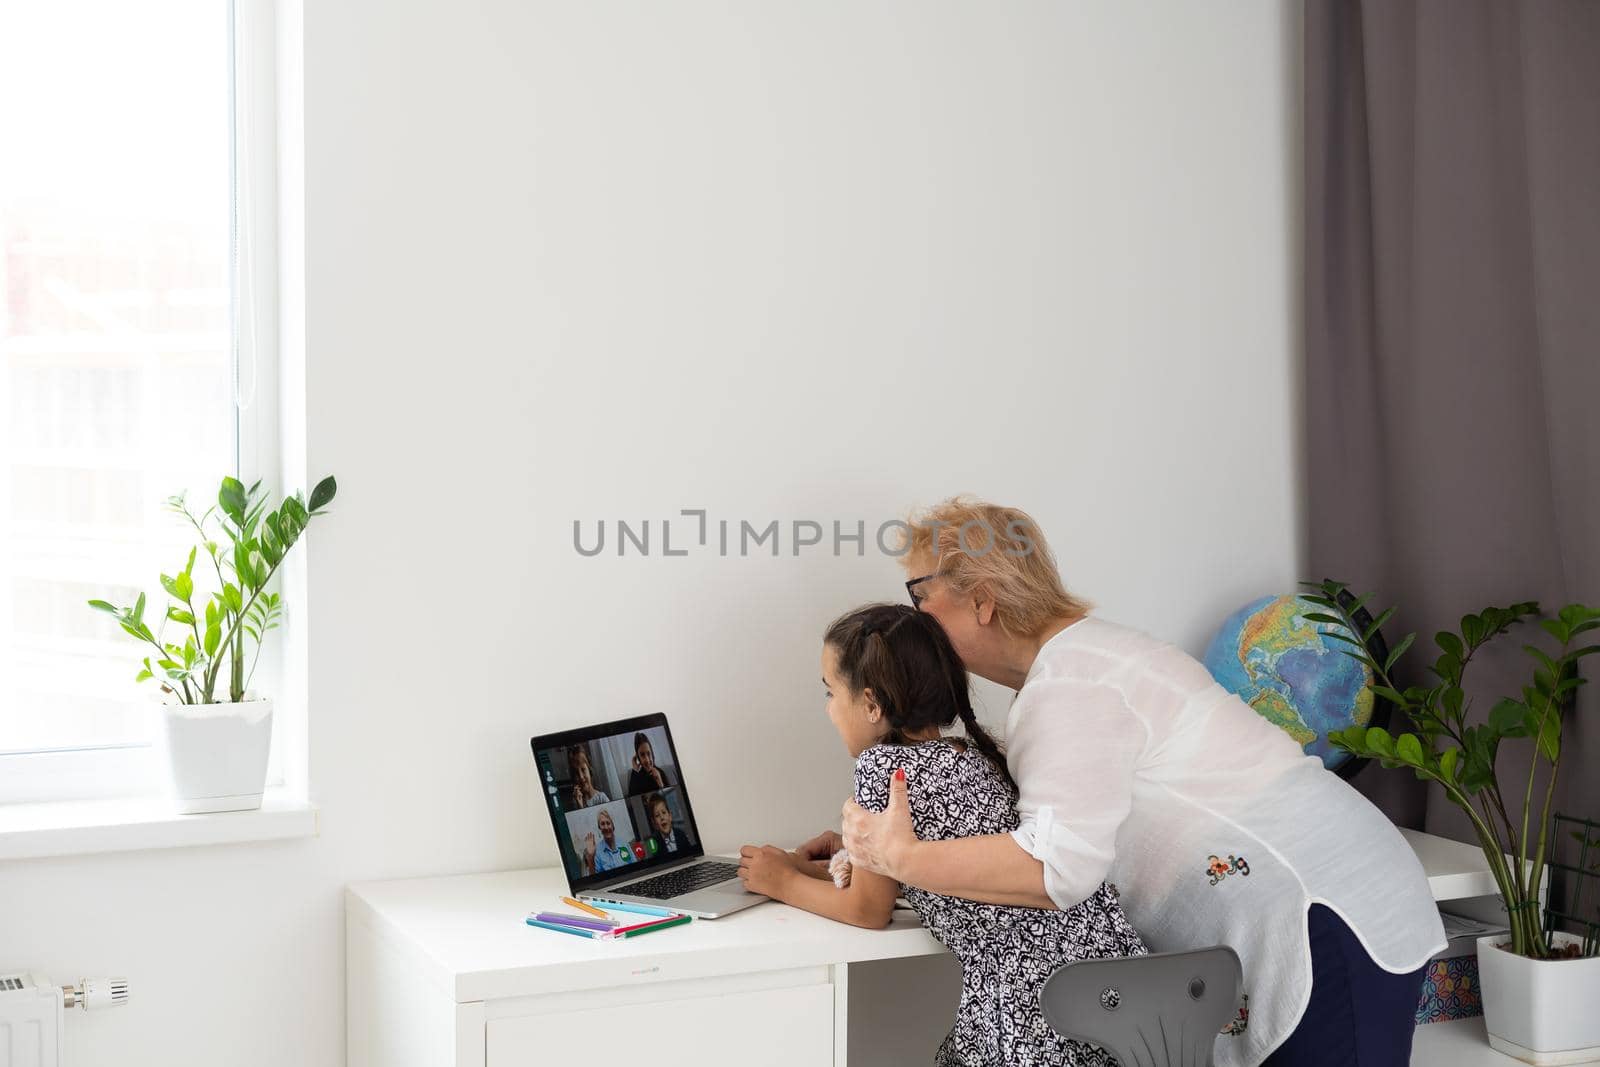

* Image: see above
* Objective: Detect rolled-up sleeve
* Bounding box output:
[1007,677,1145,909]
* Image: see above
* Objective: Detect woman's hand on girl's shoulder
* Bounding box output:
[842,767,915,878]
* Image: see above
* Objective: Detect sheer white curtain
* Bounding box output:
[0,1,252,800]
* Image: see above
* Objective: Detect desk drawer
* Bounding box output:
[486,982,834,1066]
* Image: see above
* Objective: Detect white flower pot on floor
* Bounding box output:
[1478,932,1600,1065]
[158,699,273,814]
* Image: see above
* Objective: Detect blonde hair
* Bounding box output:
[901,497,1090,637]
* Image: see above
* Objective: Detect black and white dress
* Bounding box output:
[853,740,1147,1067]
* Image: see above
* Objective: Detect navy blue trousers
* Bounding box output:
[1261,904,1428,1067]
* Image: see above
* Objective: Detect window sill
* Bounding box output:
[0,789,318,861]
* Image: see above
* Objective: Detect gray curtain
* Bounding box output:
[1304,0,1600,843]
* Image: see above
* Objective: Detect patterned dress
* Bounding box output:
[853,740,1147,1067]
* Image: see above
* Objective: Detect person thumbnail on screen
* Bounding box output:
[631,788,697,859]
[564,799,637,876]
[565,743,611,809]
[616,728,675,795]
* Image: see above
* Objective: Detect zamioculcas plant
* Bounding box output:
[88,475,336,704]
[1300,579,1599,959]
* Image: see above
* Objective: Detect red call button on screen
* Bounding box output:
[631,841,646,860]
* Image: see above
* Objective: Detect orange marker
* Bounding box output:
[561,896,611,920]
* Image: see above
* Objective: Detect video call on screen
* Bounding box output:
[536,724,700,883]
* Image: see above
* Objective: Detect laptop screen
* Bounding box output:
[530,713,705,892]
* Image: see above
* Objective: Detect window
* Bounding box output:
[0,0,278,804]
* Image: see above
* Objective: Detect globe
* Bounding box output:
[1202,593,1384,776]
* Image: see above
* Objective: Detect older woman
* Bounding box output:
[812,499,1444,1067]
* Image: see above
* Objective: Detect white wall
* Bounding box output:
[3,3,1302,1064]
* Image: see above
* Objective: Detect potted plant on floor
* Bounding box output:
[88,475,336,814]
[1301,580,1600,1064]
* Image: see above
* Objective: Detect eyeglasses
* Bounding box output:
[906,573,935,608]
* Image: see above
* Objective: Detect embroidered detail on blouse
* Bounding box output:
[1220,993,1250,1036]
[1206,853,1251,885]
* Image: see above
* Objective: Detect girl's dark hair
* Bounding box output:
[824,603,1015,791]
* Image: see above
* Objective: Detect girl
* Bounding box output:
[738,604,1146,1067]
[567,744,610,808]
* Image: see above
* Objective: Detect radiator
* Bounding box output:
[0,974,128,1067]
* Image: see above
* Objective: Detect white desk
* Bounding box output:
[1401,829,1527,1066]
[347,832,1527,1067]
[1413,1018,1523,1066]
[1399,828,1519,903]
[346,865,945,1067]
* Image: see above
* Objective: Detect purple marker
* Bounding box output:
[531,911,619,933]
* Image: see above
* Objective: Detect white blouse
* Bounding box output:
[1007,616,1445,1067]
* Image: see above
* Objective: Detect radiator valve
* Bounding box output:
[61,977,129,1011]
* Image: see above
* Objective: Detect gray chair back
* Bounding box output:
[1040,946,1243,1067]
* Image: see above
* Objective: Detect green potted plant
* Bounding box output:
[1302,580,1599,1062]
[88,475,336,813]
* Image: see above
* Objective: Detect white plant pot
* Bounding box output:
[1478,932,1600,1065]
[158,699,273,814]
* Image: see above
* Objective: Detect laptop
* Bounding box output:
[530,713,766,919]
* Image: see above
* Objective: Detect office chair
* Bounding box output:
[1040,946,1243,1067]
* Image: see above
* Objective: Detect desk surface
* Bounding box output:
[350,850,1527,1066]
[349,830,1500,1006]
[1412,1018,1522,1066]
[347,865,944,1003]
[1399,828,1512,902]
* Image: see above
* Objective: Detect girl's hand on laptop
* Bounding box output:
[737,844,803,898]
[793,829,845,862]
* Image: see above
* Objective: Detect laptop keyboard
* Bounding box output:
[619,861,740,899]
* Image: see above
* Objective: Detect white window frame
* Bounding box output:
[0,0,288,808]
